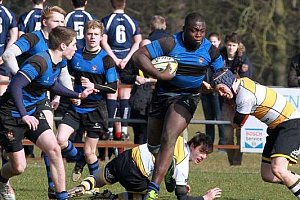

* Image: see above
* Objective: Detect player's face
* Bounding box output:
[63,38,77,60]
[190,144,208,165]
[85,28,102,50]
[215,84,234,99]
[226,41,239,57]
[209,36,221,48]
[184,21,206,49]
[44,12,65,31]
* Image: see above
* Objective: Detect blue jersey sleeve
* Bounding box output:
[106,67,118,83]
[211,55,224,72]
[15,34,37,53]
[146,40,164,59]
[20,64,39,81]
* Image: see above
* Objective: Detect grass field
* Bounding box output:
[8,150,299,200]
[6,107,299,199]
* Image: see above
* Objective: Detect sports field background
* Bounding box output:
[7,107,300,199]
[10,152,298,200]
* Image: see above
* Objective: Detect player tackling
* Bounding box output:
[210,69,300,199]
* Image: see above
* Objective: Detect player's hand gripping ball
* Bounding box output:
[151,56,178,74]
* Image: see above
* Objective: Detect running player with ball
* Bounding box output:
[132,12,224,199]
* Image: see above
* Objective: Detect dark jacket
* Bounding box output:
[288,53,300,87]
[220,46,253,78]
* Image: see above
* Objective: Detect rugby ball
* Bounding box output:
[151,56,178,74]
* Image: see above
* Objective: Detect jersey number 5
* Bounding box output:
[74,21,84,40]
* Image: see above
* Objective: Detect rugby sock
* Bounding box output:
[43,153,54,188]
[56,191,68,200]
[0,173,8,183]
[120,99,130,127]
[80,176,95,190]
[288,179,300,199]
[106,99,118,129]
[61,140,78,161]
[88,160,99,176]
[148,181,160,193]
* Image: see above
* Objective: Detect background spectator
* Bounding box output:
[201,32,225,148]
[101,0,142,143]
[65,0,96,49]
[288,53,300,87]
[18,0,45,37]
[219,32,253,166]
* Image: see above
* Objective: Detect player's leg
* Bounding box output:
[57,110,81,162]
[222,102,235,165]
[42,109,55,197]
[201,93,215,143]
[84,136,100,177]
[0,118,28,200]
[106,92,118,140]
[152,103,192,184]
[145,105,192,200]
[261,120,300,199]
[272,157,300,199]
[119,86,131,140]
[0,150,25,200]
[36,129,68,200]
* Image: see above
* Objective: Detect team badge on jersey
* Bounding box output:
[92,65,97,72]
[198,57,204,64]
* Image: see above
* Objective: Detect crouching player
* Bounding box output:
[68,132,222,200]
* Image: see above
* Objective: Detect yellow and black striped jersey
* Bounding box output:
[131,136,190,185]
[236,78,300,129]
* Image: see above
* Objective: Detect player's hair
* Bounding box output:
[32,0,45,4]
[110,0,126,9]
[71,0,87,8]
[83,20,104,36]
[225,32,241,44]
[188,132,213,154]
[184,12,205,27]
[150,15,166,30]
[48,26,76,50]
[41,6,66,28]
[208,32,222,41]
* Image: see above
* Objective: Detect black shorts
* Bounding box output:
[37,98,52,111]
[61,101,108,138]
[262,119,300,164]
[104,149,149,192]
[148,93,200,119]
[0,110,51,152]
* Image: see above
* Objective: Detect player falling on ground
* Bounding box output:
[68,132,222,200]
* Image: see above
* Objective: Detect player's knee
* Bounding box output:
[46,143,62,157]
[261,172,272,182]
[84,149,95,158]
[11,162,26,175]
[56,136,68,149]
[147,144,160,154]
[271,164,286,180]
